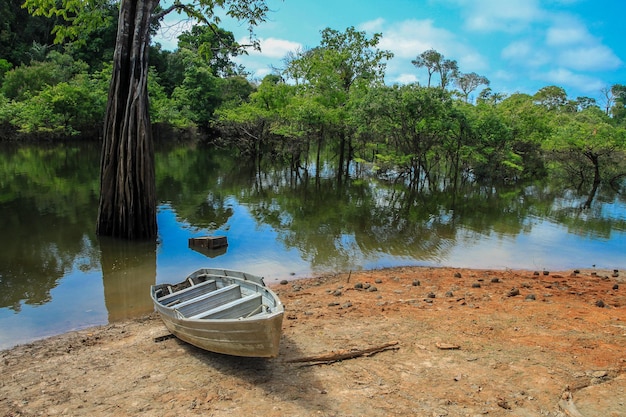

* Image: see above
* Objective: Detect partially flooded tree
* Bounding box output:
[24,0,272,239]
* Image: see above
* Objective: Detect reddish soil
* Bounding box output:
[1,266,625,416]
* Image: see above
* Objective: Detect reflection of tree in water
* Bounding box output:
[0,202,99,311]
[99,237,157,322]
[156,145,237,229]
[239,168,601,271]
[0,143,100,311]
[0,209,100,310]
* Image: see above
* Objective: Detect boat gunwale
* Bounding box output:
[150,270,284,324]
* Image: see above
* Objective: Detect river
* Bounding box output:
[0,141,624,349]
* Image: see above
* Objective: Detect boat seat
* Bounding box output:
[175,284,241,317]
[190,293,263,320]
[157,279,217,305]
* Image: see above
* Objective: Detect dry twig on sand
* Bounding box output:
[286,341,399,365]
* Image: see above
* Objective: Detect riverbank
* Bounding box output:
[2,266,625,416]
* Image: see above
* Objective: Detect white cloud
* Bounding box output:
[372,19,487,72]
[544,16,623,71]
[392,73,419,85]
[541,68,605,94]
[359,18,386,33]
[376,19,455,58]
[546,23,590,46]
[243,37,302,58]
[501,40,550,68]
[558,45,622,71]
[447,0,545,33]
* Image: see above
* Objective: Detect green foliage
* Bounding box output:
[148,68,193,129]
[149,45,185,96]
[611,84,626,124]
[0,59,12,82]
[170,49,223,128]
[7,1,626,190]
[412,49,458,89]
[1,51,88,100]
[177,24,241,77]
[22,0,116,46]
[10,73,106,135]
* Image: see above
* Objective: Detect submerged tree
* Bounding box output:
[24,0,272,239]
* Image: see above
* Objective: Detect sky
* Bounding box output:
[153,0,625,102]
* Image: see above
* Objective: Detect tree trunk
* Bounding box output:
[96,0,158,240]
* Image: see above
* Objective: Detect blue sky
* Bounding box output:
[154,0,624,102]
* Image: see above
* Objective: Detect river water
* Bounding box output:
[1,141,624,349]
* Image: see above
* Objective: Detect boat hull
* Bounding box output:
[151,268,284,358]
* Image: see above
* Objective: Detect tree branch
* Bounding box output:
[286,341,399,365]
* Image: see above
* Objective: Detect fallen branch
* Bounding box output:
[286,341,399,365]
[436,342,460,350]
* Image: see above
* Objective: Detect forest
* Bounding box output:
[1,0,625,194]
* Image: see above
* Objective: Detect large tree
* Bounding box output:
[284,26,393,181]
[24,0,272,239]
[411,49,458,89]
[455,72,489,103]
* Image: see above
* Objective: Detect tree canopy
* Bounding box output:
[2,6,625,223]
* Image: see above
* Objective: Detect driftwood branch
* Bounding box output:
[286,341,399,365]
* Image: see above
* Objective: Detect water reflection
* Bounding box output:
[99,237,157,322]
[0,141,624,349]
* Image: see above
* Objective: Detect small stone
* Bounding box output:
[507,288,520,297]
[595,300,605,308]
[427,292,436,298]
[354,282,363,289]
[445,291,454,297]
[454,272,462,278]
[525,294,536,301]
[333,289,342,297]
[533,271,540,276]
[341,302,353,309]
[363,283,371,290]
[471,283,481,288]
[367,286,378,292]
[592,370,608,378]
[412,280,421,286]
[280,280,289,285]
[613,271,620,278]
[491,277,500,283]
[613,284,619,290]
[573,269,580,274]
[327,302,340,307]
[375,279,382,284]
[543,270,549,276]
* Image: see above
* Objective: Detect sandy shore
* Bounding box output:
[1,266,625,416]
